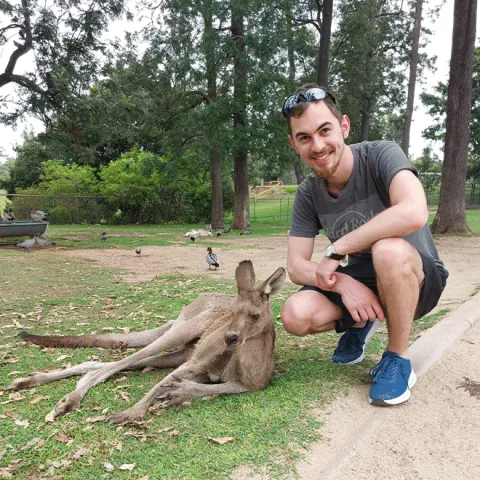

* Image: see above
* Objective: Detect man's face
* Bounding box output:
[288,101,350,179]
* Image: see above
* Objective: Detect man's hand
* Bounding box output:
[315,257,340,290]
[335,274,386,323]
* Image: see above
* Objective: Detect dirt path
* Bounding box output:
[57,235,480,479]
[60,235,479,309]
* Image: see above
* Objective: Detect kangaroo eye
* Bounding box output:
[250,313,260,321]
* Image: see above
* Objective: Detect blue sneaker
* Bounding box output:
[332,319,380,365]
[369,351,417,406]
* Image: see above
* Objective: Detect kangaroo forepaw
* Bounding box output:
[108,406,147,425]
[54,391,82,418]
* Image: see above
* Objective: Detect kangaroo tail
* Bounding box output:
[18,322,173,349]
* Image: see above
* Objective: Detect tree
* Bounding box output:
[291,0,334,86]
[401,0,424,155]
[430,0,477,234]
[231,0,250,230]
[0,0,126,127]
[331,0,412,142]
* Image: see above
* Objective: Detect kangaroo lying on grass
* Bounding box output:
[7,261,286,424]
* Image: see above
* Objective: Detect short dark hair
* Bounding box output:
[285,83,343,135]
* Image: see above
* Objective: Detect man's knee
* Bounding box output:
[281,299,311,337]
[372,238,422,279]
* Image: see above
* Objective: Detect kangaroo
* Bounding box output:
[7,261,286,424]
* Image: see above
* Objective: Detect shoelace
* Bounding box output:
[370,357,404,383]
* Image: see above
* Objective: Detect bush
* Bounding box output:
[283,185,298,194]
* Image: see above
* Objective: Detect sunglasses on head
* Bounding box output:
[282,87,338,118]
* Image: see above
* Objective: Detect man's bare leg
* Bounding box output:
[281,290,340,336]
[372,238,424,354]
[369,238,424,406]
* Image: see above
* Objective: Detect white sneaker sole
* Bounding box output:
[369,370,417,406]
[337,319,381,365]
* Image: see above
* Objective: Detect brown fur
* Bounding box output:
[7,261,285,424]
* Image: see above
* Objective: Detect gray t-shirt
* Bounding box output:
[290,140,447,275]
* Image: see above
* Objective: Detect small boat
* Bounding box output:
[0,221,48,238]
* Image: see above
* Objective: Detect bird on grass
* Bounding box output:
[206,247,220,270]
[190,231,200,242]
[135,248,142,255]
[240,229,252,235]
[99,232,108,241]
[216,230,222,237]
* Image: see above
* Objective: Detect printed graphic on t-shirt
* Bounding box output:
[319,194,385,242]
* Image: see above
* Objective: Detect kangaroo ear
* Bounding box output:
[236,260,256,294]
[259,267,286,298]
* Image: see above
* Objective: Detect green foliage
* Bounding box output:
[411,145,442,192]
[99,146,234,224]
[0,0,127,126]
[421,47,480,180]
[283,185,298,194]
[330,0,422,142]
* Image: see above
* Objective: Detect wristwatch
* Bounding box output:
[325,244,349,267]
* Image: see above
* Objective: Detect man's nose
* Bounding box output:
[311,134,325,152]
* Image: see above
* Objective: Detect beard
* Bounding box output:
[310,144,344,179]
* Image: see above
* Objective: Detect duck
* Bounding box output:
[135,248,142,255]
[206,247,220,270]
[30,210,49,222]
[99,232,108,241]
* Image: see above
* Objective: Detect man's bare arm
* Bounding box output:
[333,170,428,256]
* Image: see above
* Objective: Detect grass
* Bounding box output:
[0,214,472,479]
[0,250,367,480]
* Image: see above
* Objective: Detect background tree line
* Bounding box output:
[0,0,478,232]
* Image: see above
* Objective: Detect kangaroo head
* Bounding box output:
[224,261,286,347]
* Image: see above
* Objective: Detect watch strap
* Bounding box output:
[328,252,346,261]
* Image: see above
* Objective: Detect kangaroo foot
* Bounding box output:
[54,391,83,418]
[5,376,38,390]
[108,405,148,425]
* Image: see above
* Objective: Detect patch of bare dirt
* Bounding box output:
[56,235,480,310]
[58,234,292,283]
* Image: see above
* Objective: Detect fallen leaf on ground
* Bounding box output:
[85,414,108,423]
[29,395,50,405]
[104,462,115,472]
[208,436,235,445]
[14,419,29,428]
[45,410,55,422]
[119,463,135,471]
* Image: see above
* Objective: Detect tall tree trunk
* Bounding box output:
[431,0,476,234]
[359,3,375,142]
[316,0,333,87]
[401,0,423,156]
[359,95,371,141]
[203,2,224,231]
[231,1,250,230]
[285,6,305,185]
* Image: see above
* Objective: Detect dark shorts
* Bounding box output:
[300,252,448,333]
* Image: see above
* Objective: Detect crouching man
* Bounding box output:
[280,84,448,405]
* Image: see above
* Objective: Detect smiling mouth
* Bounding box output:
[312,151,332,165]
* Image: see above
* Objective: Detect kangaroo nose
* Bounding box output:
[225,333,239,346]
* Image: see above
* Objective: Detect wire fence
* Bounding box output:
[2,183,479,227]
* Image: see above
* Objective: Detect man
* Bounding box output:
[280,84,448,406]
